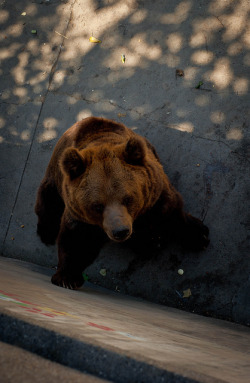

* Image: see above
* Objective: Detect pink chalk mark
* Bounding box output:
[87,322,114,331]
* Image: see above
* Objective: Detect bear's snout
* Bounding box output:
[112,227,130,241]
[103,204,132,242]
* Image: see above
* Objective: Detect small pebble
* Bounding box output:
[178,269,184,275]
[176,69,184,77]
[99,268,107,277]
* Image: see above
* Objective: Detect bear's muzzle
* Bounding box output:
[103,204,132,242]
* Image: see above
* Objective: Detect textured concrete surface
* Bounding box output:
[0,341,109,383]
[1,257,250,383]
[0,0,250,324]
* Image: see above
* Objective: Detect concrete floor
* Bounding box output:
[0,0,250,325]
[0,257,250,383]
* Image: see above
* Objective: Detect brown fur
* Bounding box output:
[35,117,209,289]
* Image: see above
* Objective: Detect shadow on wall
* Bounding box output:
[0,0,249,145]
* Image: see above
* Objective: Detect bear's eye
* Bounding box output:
[122,196,133,207]
[91,203,104,214]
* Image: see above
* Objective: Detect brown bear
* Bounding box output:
[35,117,209,289]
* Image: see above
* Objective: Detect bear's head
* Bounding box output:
[60,137,163,242]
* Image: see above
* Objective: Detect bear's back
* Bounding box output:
[72,117,130,148]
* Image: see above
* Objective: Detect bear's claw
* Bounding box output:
[51,271,84,289]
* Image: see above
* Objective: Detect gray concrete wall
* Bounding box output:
[0,0,249,325]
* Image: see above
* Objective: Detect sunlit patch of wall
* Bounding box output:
[37,117,59,144]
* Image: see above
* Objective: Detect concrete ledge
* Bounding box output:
[0,313,198,383]
[0,257,250,383]
[0,341,108,383]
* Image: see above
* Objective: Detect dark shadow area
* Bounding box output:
[0,0,249,325]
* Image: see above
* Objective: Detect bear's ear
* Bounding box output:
[124,137,146,165]
[60,148,87,180]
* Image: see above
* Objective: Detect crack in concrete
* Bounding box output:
[48,1,76,91]
[192,134,250,163]
[51,90,170,125]
[0,99,43,106]
[108,99,172,126]
[51,91,100,104]
[2,0,77,249]
[214,15,225,29]
[192,134,231,148]
[0,101,22,106]
[201,161,230,221]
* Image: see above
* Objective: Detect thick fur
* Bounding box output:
[35,117,209,289]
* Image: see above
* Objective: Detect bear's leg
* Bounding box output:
[178,212,210,251]
[155,186,209,252]
[51,218,105,289]
[134,207,209,253]
[35,180,64,245]
[161,209,209,251]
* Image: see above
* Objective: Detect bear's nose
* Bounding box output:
[112,228,130,241]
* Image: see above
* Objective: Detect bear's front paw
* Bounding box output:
[37,224,57,246]
[181,214,209,251]
[51,271,84,289]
